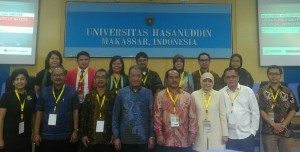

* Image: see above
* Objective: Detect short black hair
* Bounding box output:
[223,67,239,77]
[44,50,63,69]
[198,52,211,61]
[94,68,109,78]
[267,65,282,74]
[135,52,148,61]
[165,69,180,80]
[77,51,90,60]
[11,68,29,84]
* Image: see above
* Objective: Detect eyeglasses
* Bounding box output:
[225,75,238,79]
[199,59,210,62]
[268,73,281,76]
[52,74,64,77]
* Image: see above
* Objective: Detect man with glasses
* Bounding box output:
[257,65,298,152]
[220,67,259,152]
[192,53,221,90]
[33,65,80,152]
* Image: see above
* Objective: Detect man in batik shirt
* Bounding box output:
[257,65,298,152]
[80,69,116,152]
[154,69,198,152]
[135,51,163,97]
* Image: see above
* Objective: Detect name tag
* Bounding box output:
[48,114,57,125]
[19,121,24,134]
[228,113,237,129]
[96,121,105,132]
[268,111,274,122]
[203,120,212,133]
[170,114,179,127]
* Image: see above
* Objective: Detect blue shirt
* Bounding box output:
[112,86,154,144]
[35,85,80,140]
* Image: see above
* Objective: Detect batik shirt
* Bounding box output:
[154,89,198,147]
[257,83,299,138]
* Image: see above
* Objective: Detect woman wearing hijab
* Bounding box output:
[221,53,254,88]
[164,54,194,93]
[191,72,228,152]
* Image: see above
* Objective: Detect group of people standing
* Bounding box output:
[0,50,298,152]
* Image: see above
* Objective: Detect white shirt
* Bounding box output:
[76,67,89,97]
[220,83,260,139]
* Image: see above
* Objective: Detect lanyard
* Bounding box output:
[167,88,180,113]
[52,85,65,113]
[15,90,26,120]
[198,69,210,77]
[202,90,212,119]
[269,88,280,110]
[77,69,88,83]
[178,72,185,87]
[226,86,241,113]
[113,75,120,94]
[142,69,149,85]
[96,94,106,119]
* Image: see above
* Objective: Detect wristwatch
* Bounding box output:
[74,128,79,132]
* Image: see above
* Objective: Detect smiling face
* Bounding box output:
[13,74,27,91]
[224,69,239,89]
[174,59,184,71]
[77,55,90,69]
[51,67,65,86]
[129,68,142,89]
[201,78,213,91]
[49,54,60,68]
[112,59,122,74]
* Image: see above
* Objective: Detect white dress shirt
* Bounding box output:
[76,67,89,97]
[220,83,260,139]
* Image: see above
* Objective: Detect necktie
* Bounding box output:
[78,70,85,95]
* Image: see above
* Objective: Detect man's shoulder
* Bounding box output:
[66,68,78,75]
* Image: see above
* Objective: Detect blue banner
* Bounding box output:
[65,3,232,58]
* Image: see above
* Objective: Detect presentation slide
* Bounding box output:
[0,0,38,64]
[258,0,300,66]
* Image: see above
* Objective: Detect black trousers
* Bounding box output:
[38,139,77,152]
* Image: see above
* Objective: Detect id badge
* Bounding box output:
[203,120,212,133]
[228,113,236,129]
[19,121,24,134]
[170,114,179,127]
[48,114,57,125]
[96,121,105,132]
[78,94,84,103]
[268,111,274,122]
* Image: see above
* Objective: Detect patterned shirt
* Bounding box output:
[141,69,163,96]
[257,84,299,138]
[112,86,154,144]
[164,71,194,94]
[153,89,198,147]
[192,69,221,91]
[80,90,116,144]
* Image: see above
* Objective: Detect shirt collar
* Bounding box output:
[130,86,142,93]
[78,67,88,72]
[226,83,241,92]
